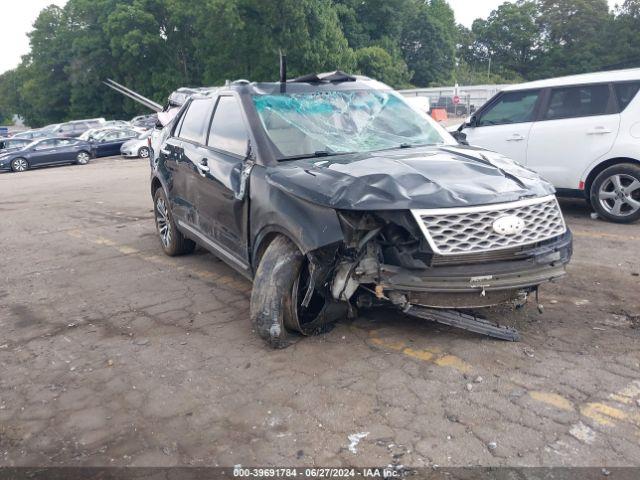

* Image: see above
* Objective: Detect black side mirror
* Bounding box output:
[451,130,469,146]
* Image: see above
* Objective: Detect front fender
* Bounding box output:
[249,165,344,260]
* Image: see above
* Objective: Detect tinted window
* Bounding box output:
[178,99,214,144]
[478,90,540,126]
[544,84,610,120]
[56,139,76,146]
[35,139,56,150]
[615,82,640,112]
[207,96,248,156]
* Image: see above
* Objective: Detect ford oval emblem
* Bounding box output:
[492,215,525,235]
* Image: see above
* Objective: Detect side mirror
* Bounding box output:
[451,130,469,146]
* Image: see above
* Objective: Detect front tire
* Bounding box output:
[11,158,29,172]
[76,151,90,165]
[153,188,196,256]
[250,236,305,348]
[590,163,640,223]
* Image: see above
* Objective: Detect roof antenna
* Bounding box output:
[279,49,287,93]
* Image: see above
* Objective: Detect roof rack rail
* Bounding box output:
[291,70,356,83]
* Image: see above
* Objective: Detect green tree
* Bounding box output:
[354,46,411,87]
[467,1,539,79]
[535,0,614,77]
[400,0,457,86]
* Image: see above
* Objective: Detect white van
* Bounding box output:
[458,68,640,223]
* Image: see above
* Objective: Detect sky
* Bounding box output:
[0,0,620,75]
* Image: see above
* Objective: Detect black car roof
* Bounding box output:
[189,74,391,99]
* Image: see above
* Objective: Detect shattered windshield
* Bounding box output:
[252,90,449,159]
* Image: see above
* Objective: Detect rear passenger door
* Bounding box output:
[194,95,251,267]
[526,84,620,189]
[54,138,78,163]
[463,89,542,164]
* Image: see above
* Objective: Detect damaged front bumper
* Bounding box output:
[381,231,571,305]
[334,230,572,310]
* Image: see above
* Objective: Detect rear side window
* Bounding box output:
[178,99,214,144]
[614,82,640,112]
[207,96,249,156]
[544,84,610,120]
[478,90,540,126]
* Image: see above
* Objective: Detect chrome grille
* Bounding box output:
[412,195,566,255]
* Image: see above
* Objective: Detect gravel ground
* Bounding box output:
[0,157,639,467]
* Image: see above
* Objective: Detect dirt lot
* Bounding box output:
[1,157,639,468]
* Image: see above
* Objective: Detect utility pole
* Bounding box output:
[487,56,492,81]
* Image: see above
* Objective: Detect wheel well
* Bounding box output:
[585,157,640,197]
[252,232,280,270]
[252,230,307,271]
[151,177,162,197]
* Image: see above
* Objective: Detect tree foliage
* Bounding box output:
[1,0,639,126]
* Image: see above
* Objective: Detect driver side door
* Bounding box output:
[194,94,252,269]
[462,89,542,164]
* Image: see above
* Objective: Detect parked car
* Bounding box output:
[90,128,139,157]
[150,71,572,348]
[120,130,152,158]
[0,137,32,154]
[0,137,92,172]
[457,68,640,223]
[131,114,158,129]
[79,122,136,141]
[11,129,47,140]
[51,119,106,138]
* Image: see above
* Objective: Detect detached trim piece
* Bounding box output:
[411,195,567,256]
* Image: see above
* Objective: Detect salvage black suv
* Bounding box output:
[150,72,572,347]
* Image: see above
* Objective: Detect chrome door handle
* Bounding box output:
[506,134,524,142]
[587,127,612,135]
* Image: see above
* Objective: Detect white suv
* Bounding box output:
[458,68,640,223]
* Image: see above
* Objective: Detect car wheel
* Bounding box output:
[250,236,304,348]
[11,158,29,172]
[138,147,150,159]
[76,151,90,165]
[250,236,329,348]
[590,163,640,223]
[153,188,196,256]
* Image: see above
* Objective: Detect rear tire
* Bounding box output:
[590,163,640,223]
[250,236,304,348]
[153,188,196,256]
[138,147,150,159]
[11,158,29,172]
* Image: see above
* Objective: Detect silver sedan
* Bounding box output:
[120,130,153,158]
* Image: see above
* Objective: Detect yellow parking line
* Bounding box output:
[368,332,471,373]
[528,380,640,431]
[529,391,574,411]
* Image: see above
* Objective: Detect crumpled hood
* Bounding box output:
[264,145,555,210]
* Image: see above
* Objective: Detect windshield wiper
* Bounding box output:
[278,150,353,162]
